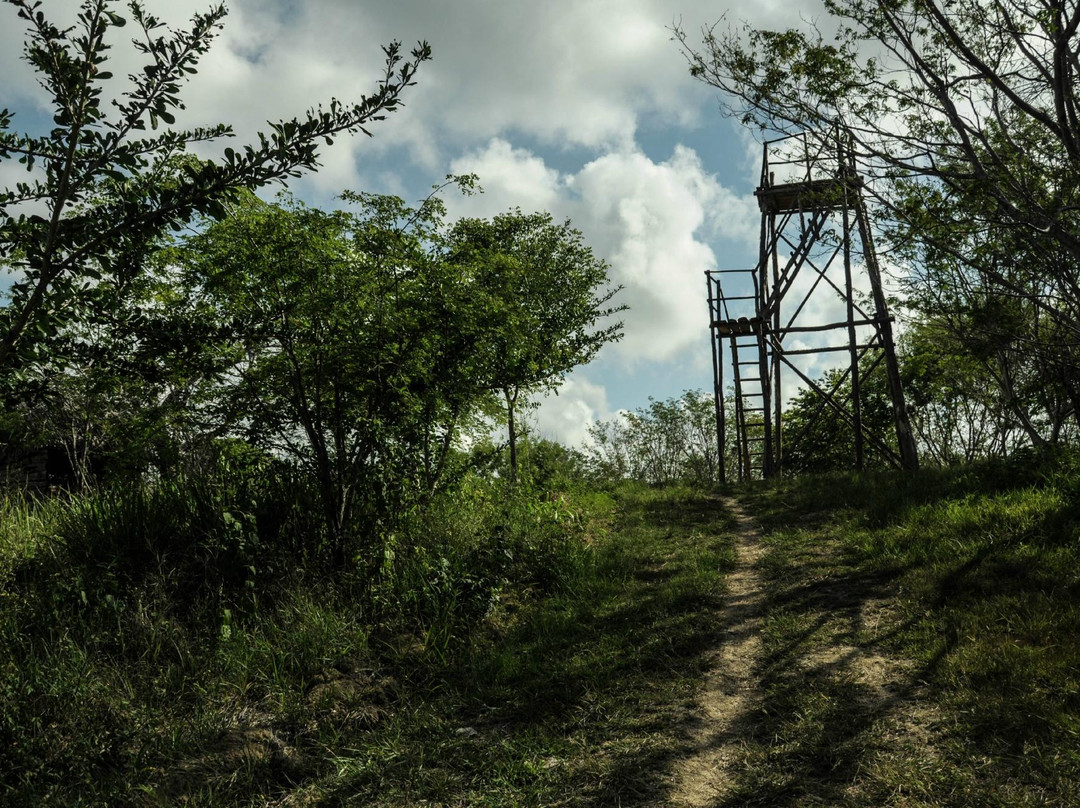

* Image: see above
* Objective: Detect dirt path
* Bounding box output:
[669,496,767,807]
[666,494,949,807]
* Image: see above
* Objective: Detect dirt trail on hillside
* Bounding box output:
[667,496,944,807]
[668,496,768,807]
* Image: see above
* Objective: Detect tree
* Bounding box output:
[885,154,1080,450]
[900,319,1031,464]
[179,188,487,565]
[900,305,1079,463]
[0,214,237,488]
[449,211,625,480]
[0,0,429,385]
[781,361,898,474]
[674,1,1080,342]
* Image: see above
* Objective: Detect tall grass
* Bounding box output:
[0,464,603,805]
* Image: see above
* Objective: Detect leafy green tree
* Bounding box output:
[586,390,721,485]
[449,211,625,480]
[179,189,481,565]
[0,0,429,385]
[1,229,232,486]
[900,320,1027,464]
[886,157,1080,451]
[900,306,1079,463]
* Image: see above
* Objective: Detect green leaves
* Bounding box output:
[446,209,625,479]
[0,0,429,381]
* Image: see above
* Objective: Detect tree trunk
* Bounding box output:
[504,387,518,483]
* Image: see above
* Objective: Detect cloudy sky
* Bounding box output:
[1,0,833,446]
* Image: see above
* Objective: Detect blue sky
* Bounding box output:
[1,0,829,445]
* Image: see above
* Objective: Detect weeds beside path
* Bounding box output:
[720,467,1080,807]
[5,467,1080,805]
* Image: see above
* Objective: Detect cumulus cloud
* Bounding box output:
[318,0,712,159]
[0,0,832,158]
[450,139,758,365]
[0,0,829,198]
[573,146,757,360]
[448,139,564,215]
[0,0,828,182]
[530,375,613,448]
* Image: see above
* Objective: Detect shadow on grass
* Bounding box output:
[312,463,1080,806]
[319,485,741,807]
[694,463,1080,807]
[704,573,925,806]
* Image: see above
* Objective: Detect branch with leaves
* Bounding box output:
[0,0,430,377]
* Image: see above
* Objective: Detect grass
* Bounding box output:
[730,456,1080,806]
[0,480,738,806]
[303,484,738,806]
[6,455,1080,805]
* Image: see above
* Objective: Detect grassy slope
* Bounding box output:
[308,485,737,806]
[4,460,1080,806]
[733,459,1080,807]
[0,484,737,806]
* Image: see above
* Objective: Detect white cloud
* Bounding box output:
[450,139,758,365]
[0,0,829,197]
[574,146,757,360]
[531,374,612,448]
[449,139,564,215]
[332,0,712,160]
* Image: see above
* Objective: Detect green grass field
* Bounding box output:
[732,459,1080,806]
[2,457,1080,805]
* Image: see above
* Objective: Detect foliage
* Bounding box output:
[171,190,620,565]
[888,157,1080,453]
[0,467,618,804]
[177,187,465,563]
[0,474,739,805]
[899,317,1073,464]
[0,0,429,387]
[587,390,720,485]
[448,210,625,479]
[781,359,898,474]
[0,260,224,485]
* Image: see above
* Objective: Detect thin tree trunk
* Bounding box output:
[504,387,518,483]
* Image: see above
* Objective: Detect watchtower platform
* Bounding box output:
[706,131,917,481]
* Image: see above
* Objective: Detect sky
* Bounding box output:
[1,0,835,446]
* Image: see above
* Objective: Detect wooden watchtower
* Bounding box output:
[706,131,918,481]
